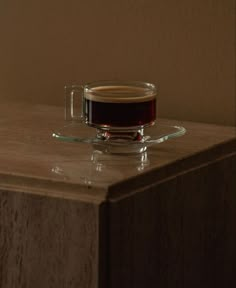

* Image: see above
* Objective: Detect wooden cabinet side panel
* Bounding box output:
[109,154,236,288]
[0,191,99,288]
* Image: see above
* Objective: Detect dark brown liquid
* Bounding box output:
[84,98,156,127]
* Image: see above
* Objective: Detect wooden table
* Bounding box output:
[0,102,235,288]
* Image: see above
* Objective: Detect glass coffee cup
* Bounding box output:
[65,80,157,143]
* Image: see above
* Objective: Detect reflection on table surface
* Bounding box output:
[51,150,150,187]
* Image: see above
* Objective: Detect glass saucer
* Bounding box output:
[52,122,186,154]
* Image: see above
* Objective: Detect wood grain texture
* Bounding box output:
[108,153,236,288]
[0,191,100,288]
[0,102,235,288]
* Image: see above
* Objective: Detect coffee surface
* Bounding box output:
[84,85,156,103]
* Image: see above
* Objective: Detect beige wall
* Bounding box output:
[0,0,235,126]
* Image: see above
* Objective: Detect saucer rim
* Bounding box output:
[52,122,186,148]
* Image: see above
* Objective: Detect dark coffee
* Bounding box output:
[84,85,156,128]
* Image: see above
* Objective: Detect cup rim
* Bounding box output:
[84,80,157,90]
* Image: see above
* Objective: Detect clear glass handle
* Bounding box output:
[64,84,84,122]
